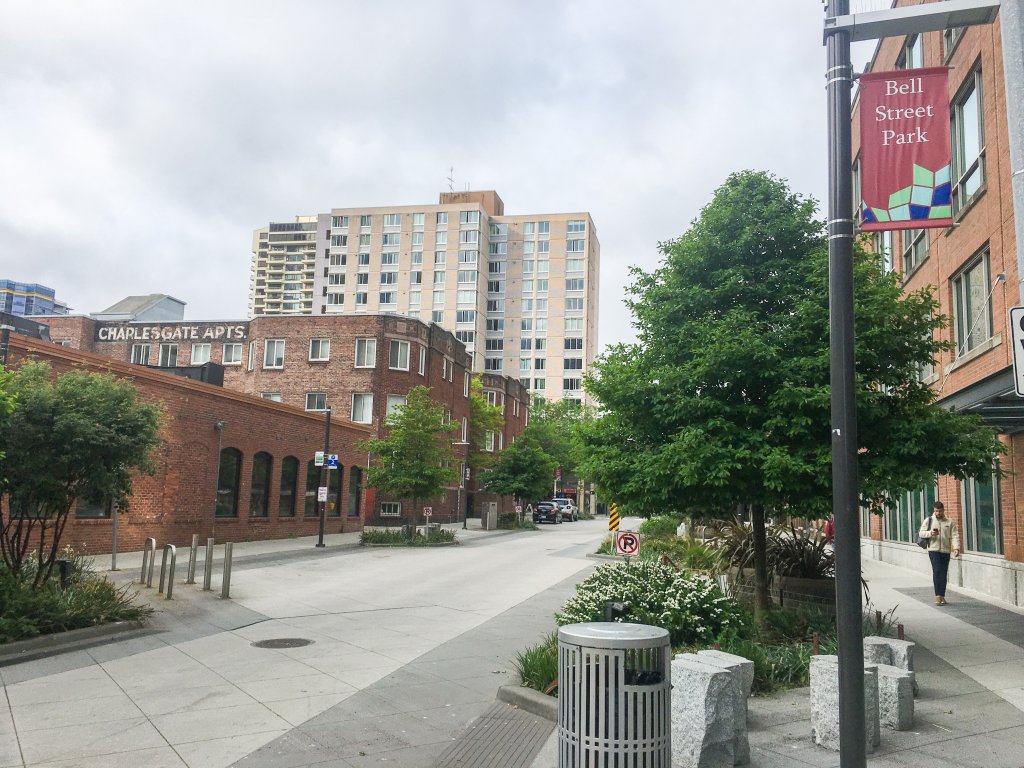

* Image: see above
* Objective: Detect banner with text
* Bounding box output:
[859,66,952,232]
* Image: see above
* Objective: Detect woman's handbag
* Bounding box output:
[917,515,932,549]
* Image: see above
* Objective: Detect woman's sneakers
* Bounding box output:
[934,596,948,605]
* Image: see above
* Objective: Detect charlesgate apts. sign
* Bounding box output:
[94,323,248,343]
[859,66,952,231]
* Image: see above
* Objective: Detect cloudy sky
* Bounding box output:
[0,1,877,349]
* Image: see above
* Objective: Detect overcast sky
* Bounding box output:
[0,1,877,350]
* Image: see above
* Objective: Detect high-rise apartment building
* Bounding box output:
[250,191,599,403]
[0,279,68,316]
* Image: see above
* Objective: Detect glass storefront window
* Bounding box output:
[963,469,1002,554]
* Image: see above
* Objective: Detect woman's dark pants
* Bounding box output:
[928,551,951,597]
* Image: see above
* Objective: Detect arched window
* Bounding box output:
[304,460,319,517]
[278,456,298,517]
[216,448,242,518]
[250,452,272,517]
[328,464,343,517]
[348,466,363,517]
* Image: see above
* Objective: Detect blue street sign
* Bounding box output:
[327,454,339,469]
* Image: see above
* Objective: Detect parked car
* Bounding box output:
[532,501,563,525]
[551,497,578,522]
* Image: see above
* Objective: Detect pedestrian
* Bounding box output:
[822,517,835,543]
[919,501,960,605]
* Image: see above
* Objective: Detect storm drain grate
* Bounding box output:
[251,638,314,649]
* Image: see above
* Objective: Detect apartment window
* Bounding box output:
[460,210,480,226]
[409,290,421,307]
[459,249,478,263]
[263,339,285,368]
[412,232,424,246]
[534,378,546,391]
[566,298,584,312]
[901,229,928,273]
[457,290,476,305]
[191,343,211,365]
[382,233,400,247]
[418,345,427,374]
[490,222,507,237]
[458,270,477,284]
[874,232,895,273]
[962,466,1002,554]
[130,344,150,365]
[247,341,256,371]
[435,231,447,246]
[564,358,583,370]
[463,372,470,397]
[222,343,242,365]
[435,251,446,265]
[488,280,503,294]
[351,393,373,423]
[953,249,993,355]
[951,69,985,215]
[534,358,546,371]
[566,239,585,253]
[522,280,534,294]
[328,273,345,285]
[484,358,503,372]
[159,343,178,367]
[309,338,330,361]
[455,330,475,345]
[459,230,479,245]
[380,272,398,285]
[536,260,549,274]
[898,34,924,69]
[462,417,469,442]
[565,337,584,350]
[278,456,298,517]
[358,252,370,266]
[355,338,376,367]
[327,292,344,306]
[521,318,533,332]
[566,278,584,292]
[537,241,551,255]
[566,259,585,273]
[535,298,548,312]
[331,215,348,228]
[359,234,371,247]
[488,261,505,275]
[383,213,401,228]
[381,501,401,517]
[359,214,372,228]
[381,252,399,267]
[524,222,535,237]
[389,339,410,370]
[520,338,531,351]
[522,260,534,276]
[432,289,445,306]
[413,212,425,229]
[431,270,446,285]
[432,310,443,323]
[411,270,423,285]
[412,251,423,265]
[329,253,346,267]
[355,292,368,306]
[487,299,504,313]
[436,212,448,226]
[538,221,550,237]
[567,219,585,234]
[262,392,282,402]
[485,431,495,452]
[331,234,347,247]
[520,358,532,372]
[386,394,407,416]
[487,319,504,332]
[456,309,475,323]
[486,339,504,352]
[563,378,582,391]
[564,317,583,332]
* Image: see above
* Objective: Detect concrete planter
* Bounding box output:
[778,576,836,611]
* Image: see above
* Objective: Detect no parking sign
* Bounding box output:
[615,531,640,558]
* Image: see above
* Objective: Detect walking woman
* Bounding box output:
[919,501,961,605]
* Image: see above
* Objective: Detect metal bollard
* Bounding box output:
[202,537,214,591]
[140,537,156,585]
[220,542,233,599]
[56,558,72,590]
[897,623,905,641]
[158,544,177,599]
[186,534,199,585]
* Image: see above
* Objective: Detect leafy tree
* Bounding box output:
[467,377,504,474]
[0,362,162,587]
[481,435,558,505]
[580,170,1001,617]
[359,385,458,523]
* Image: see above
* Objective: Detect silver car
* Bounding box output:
[551,497,578,521]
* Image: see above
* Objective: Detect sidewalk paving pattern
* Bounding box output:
[1,525,1024,767]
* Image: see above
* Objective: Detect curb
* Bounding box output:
[0,620,151,667]
[497,684,558,722]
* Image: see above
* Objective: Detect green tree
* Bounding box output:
[467,377,504,474]
[580,171,1001,616]
[481,435,558,504]
[359,386,458,523]
[0,362,162,587]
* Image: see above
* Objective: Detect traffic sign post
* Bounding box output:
[608,503,620,533]
[327,454,339,469]
[423,506,432,518]
[314,451,325,467]
[615,531,640,559]
[317,486,328,502]
[1011,307,1024,395]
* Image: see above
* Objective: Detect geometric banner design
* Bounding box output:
[861,163,952,226]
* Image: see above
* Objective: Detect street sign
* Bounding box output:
[515,505,523,516]
[317,486,328,502]
[423,507,432,518]
[608,503,620,532]
[314,451,325,467]
[327,454,339,469]
[615,531,640,558]
[1011,307,1024,396]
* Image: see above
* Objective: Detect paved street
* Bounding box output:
[0,519,603,767]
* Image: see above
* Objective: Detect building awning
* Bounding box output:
[937,366,1024,434]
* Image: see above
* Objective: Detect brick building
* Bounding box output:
[6,334,371,555]
[37,311,529,527]
[852,2,1024,606]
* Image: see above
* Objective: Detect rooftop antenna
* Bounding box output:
[447,167,455,193]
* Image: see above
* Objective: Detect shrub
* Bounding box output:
[497,513,537,530]
[638,515,681,538]
[514,632,559,694]
[641,537,725,573]
[360,528,457,546]
[556,560,739,646]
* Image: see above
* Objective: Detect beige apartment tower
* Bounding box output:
[250,191,600,403]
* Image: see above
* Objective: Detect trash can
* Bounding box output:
[558,622,671,767]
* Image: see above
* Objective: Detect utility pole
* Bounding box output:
[317,407,331,548]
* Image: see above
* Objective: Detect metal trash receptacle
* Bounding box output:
[558,622,671,767]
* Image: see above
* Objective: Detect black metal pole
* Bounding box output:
[0,325,11,367]
[316,407,331,548]
[826,2,866,766]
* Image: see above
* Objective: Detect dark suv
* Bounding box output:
[532,501,563,525]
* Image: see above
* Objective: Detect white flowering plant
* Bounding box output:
[556,560,740,646]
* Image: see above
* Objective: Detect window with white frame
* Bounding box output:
[456,309,475,323]
[902,229,928,273]
[962,465,1002,554]
[413,212,425,229]
[462,417,468,442]
[456,290,475,305]
[566,297,584,312]
[435,231,447,246]
[485,431,495,451]
[358,252,370,265]
[222,343,242,365]
[521,318,533,332]
[359,234,371,247]
[305,392,327,411]
[262,392,282,402]
[484,358,502,372]
[488,261,505,274]
[328,273,345,285]
[433,289,445,306]
[486,339,504,352]
[263,339,284,368]
[327,292,344,306]
[436,211,448,226]
[191,343,211,365]
[435,251,447,266]
[566,278,584,292]
[419,345,426,375]
[355,292,368,306]
[564,317,583,332]
[898,34,924,69]
[247,340,256,371]
[534,358,546,370]
[386,394,407,416]
[432,310,443,323]
[459,230,478,244]
[520,357,531,371]
[565,337,584,350]
[487,280,503,294]
[383,213,401,228]
[490,222,507,237]
[457,270,477,284]
[355,338,376,367]
[329,253,346,267]
[537,241,550,254]
[460,210,480,226]
[380,272,398,285]
[486,318,504,332]
[412,232,424,246]
[351,393,373,423]
[534,377,546,390]
[537,221,550,237]
[488,299,504,313]
[566,239,585,253]
[308,338,330,361]
[380,501,401,517]
[951,68,985,215]
[159,343,178,367]
[331,234,347,247]
[952,248,993,356]
[130,343,150,365]
[536,318,548,332]
[459,249,478,263]
[874,231,894,273]
[380,291,397,304]
[331,215,348,228]
[381,252,399,266]
[411,270,423,285]
[566,258,584,272]
[563,378,582,391]
[359,214,372,228]
[389,339,410,370]
[409,290,421,306]
[567,219,585,234]
[564,358,583,370]
[455,330,474,345]
[523,241,535,256]
[463,372,470,397]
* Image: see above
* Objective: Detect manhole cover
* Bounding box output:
[251,638,314,649]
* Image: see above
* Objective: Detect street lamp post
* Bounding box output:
[453,442,469,529]
[317,407,331,548]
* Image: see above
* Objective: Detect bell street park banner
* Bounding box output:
[859,66,952,231]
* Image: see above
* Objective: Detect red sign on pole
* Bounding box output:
[858,67,952,232]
